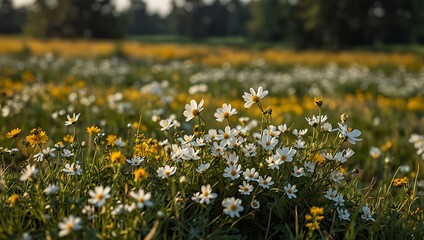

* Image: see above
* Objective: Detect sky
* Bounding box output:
[12,0,250,17]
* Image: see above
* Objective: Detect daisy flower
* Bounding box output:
[242,87,268,108]
[266,156,282,169]
[258,133,278,151]
[199,184,218,204]
[263,125,281,137]
[278,124,288,133]
[33,152,44,162]
[242,143,257,157]
[183,99,204,122]
[258,175,274,189]
[196,162,210,173]
[330,170,344,183]
[334,194,345,206]
[305,115,328,127]
[88,186,111,207]
[292,129,308,138]
[334,151,347,163]
[284,183,298,199]
[214,103,237,122]
[205,129,218,141]
[222,197,244,218]
[294,139,306,149]
[178,134,195,145]
[210,141,227,156]
[44,184,59,195]
[304,161,316,173]
[216,126,238,146]
[274,147,297,163]
[227,137,245,149]
[243,168,259,182]
[238,181,254,195]
[192,137,206,147]
[251,199,260,209]
[223,164,242,180]
[61,149,74,158]
[224,152,239,166]
[322,122,333,132]
[344,148,355,158]
[361,204,375,222]
[324,188,338,201]
[43,147,56,158]
[157,165,177,179]
[62,163,83,175]
[181,147,200,161]
[65,113,81,126]
[130,189,153,209]
[337,208,351,221]
[191,192,202,203]
[20,165,39,182]
[126,156,144,166]
[159,118,174,131]
[58,215,82,237]
[369,147,381,159]
[291,166,305,178]
[337,123,362,144]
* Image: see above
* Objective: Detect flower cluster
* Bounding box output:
[0,84,422,239]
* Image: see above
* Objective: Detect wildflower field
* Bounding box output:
[1,37,424,239]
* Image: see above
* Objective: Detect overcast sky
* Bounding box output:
[12,0,250,17]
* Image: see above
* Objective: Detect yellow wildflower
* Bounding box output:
[9,193,20,207]
[107,135,117,146]
[87,126,101,135]
[305,206,325,232]
[310,206,324,216]
[63,134,74,143]
[392,177,408,187]
[314,97,323,107]
[110,151,126,164]
[26,128,48,147]
[6,128,21,138]
[134,168,148,181]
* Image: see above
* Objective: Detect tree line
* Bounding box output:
[1,0,424,48]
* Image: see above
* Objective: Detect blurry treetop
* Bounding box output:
[1,0,424,49]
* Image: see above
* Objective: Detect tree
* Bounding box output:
[0,0,26,34]
[247,0,289,41]
[24,0,128,39]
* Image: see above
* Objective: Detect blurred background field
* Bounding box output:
[1,0,424,216]
[0,0,424,191]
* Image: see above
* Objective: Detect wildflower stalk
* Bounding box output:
[264,207,272,239]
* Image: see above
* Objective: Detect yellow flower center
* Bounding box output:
[96,193,103,200]
[66,223,74,231]
[230,204,237,211]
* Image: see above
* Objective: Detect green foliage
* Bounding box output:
[23,0,127,39]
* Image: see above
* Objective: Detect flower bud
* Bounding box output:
[314,97,323,107]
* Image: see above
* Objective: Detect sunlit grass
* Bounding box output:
[0,47,423,239]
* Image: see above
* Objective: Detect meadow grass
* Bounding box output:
[0,40,424,239]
